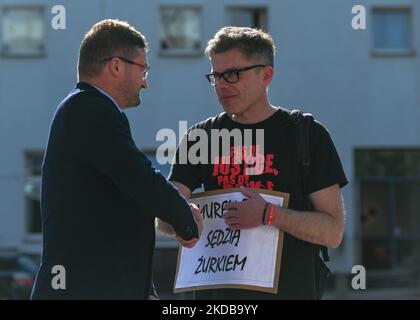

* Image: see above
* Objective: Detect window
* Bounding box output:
[24,151,43,235]
[372,8,414,56]
[355,149,420,272]
[227,7,267,30]
[355,149,420,177]
[159,6,202,56]
[1,6,45,57]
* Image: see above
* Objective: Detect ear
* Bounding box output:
[263,65,274,86]
[108,57,121,78]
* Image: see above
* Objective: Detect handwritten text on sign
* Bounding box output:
[174,189,288,293]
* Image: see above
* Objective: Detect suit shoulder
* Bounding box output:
[60,89,116,118]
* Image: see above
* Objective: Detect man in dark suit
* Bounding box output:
[31,19,202,300]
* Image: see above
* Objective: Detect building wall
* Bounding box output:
[0,0,419,276]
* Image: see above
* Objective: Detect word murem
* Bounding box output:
[195,254,247,274]
[199,199,245,219]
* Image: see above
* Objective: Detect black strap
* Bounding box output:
[291,110,312,197]
[290,109,330,262]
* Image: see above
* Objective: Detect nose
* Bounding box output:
[142,77,148,89]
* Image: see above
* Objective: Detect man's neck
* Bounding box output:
[79,77,125,110]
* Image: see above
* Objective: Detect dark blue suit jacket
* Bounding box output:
[31,82,197,299]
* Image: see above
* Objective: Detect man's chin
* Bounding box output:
[221,104,236,115]
[127,97,141,108]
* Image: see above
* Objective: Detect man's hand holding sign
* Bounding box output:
[224,187,268,230]
[173,188,289,293]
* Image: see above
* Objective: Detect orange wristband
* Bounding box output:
[267,204,275,226]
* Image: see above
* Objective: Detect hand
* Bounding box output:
[190,203,203,238]
[176,203,203,248]
[176,235,198,248]
[224,188,266,230]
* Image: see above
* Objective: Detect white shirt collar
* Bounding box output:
[91,85,124,113]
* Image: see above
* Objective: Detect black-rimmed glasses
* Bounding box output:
[205,64,267,86]
[104,56,150,79]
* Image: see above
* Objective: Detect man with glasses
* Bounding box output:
[31,19,202,300]
[166,27,347,299]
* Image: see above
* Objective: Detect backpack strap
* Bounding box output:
[290,110,312,197]
[290,109,330,262]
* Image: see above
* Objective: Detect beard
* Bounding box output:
[127,92,141,108]
[121,84,141,108]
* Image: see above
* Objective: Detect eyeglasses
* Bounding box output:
[104,56,150,79]
[205,64,267,86]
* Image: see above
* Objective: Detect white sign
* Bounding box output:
[174,188,289,293]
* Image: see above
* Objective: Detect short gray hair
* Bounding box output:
[205,26,275,66]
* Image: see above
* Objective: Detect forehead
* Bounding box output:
[210,49,253,71]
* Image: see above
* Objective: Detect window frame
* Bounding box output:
[0,5,46,59]
[226,5,268,31]
[158,5,203,57]
[370,6,416,58]
[23,150,44,240]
